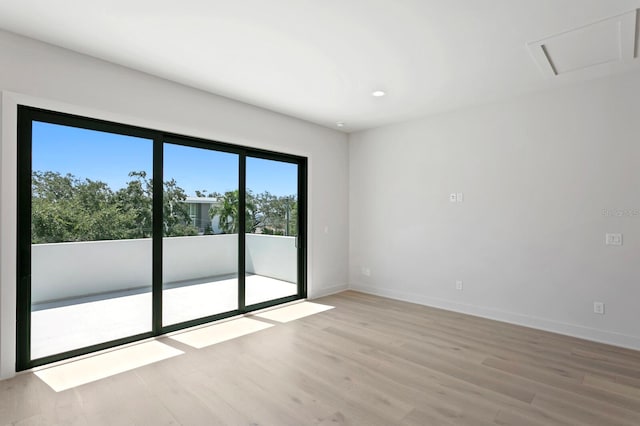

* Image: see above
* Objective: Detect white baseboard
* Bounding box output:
[309,284,348,299]
[350,284,640,351]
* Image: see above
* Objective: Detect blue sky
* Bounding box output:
[32,121,297,197]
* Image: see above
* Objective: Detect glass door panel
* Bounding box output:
[245,157,299,306]
[162,143,239,326]
[30,121,153,359]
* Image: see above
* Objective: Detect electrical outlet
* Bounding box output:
[449,193,458,203]
[455,280,463,291]
[605,233,622,246]
[593,302,605,315]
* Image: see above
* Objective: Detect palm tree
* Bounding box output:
[210,190,301,235]
[210,190,239,233]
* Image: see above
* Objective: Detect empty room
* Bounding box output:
[1,1,639,425]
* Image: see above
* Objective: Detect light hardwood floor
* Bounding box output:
[2,290,640,425]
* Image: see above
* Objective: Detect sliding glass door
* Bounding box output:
[245,156,300,307]
[26,120,154,361]
[17,106,306,370]
[162,142,240,326]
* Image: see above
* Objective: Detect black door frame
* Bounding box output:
[16,106,307,370]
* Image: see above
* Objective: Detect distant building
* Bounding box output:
[183,197,222,234]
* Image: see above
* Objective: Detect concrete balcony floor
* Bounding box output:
[31,275,297,359]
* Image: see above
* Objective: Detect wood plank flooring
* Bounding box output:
[1,290,640,425]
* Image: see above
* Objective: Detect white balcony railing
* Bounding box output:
[31,234,297,304]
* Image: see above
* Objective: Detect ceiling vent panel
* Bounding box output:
[528,10,638,77]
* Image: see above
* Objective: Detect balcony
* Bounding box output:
[30,234,297,359]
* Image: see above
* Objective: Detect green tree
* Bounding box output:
[115,171,198,237]
[115,171,153,238]
[32,171,77,243]
[31,170,199,243]
[32,171,134,243]
[253,192,297,236]
[162,178,197,236]
[209,190,297,236]
[210,190,241,234]
[194,190,221,198]
[284,196,298,236]
[209,189,261,234]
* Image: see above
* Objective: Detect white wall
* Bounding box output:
[32,239,153,304]
[350,71,640,350]
[0,29,348,378]
[163,235,238,284]
[245,234,297,283]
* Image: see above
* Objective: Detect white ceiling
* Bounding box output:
[1,0,639,132]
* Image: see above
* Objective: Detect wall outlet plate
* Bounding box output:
[455,280,463,291]
[593,301,605,314]
[605,233,622,246]
[450,193,458,203]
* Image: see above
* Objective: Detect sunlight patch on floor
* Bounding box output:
[34,341,183,392]
[169,317,273,349]
[254,301,334,323]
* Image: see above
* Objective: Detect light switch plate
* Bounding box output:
[593,302,605,314]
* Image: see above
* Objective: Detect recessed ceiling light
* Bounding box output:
[336,121,345,128]
[372,90,386,97]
